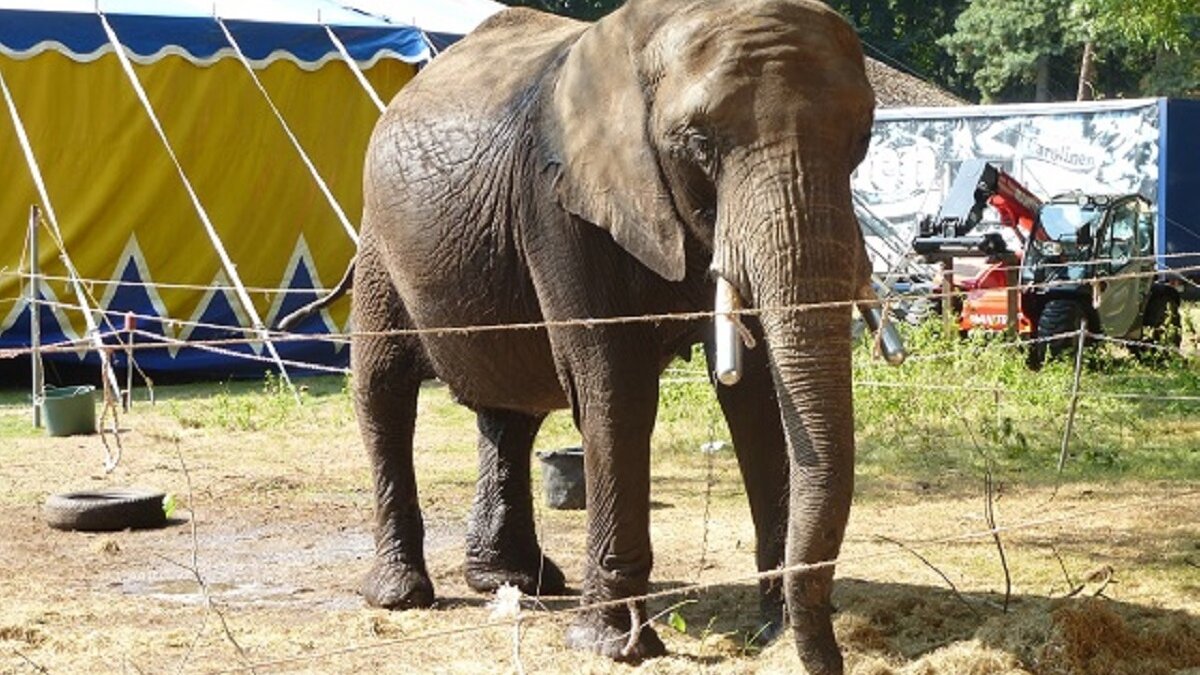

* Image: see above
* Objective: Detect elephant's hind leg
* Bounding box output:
[353,244,435,610]
[464,408,566,595]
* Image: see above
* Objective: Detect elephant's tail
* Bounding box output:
[277,257,356,332]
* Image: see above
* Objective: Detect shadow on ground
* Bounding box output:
[627,577,1200,673]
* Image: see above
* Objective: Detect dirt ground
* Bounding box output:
[1,383,1198,674]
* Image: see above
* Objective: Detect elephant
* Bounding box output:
[294,0,878,671]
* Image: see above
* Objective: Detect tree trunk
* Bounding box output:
[1077,40,1096,100]
[1035,54,1051,102]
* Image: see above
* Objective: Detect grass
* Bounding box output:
[3,309,1196,489]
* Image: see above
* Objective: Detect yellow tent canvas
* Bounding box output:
[0,1,496,377]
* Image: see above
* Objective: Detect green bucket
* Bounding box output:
[42,385,97,437]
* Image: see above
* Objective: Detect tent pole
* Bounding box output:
[323,24,387,114]
[217,17,359,245]
[29,205,43,427]
[97,11,301,404]
[1,69,122,410]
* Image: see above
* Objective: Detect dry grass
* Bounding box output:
[0,376,1197,673]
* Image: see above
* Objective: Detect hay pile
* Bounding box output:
[866,57,964,108]
[825,593,1200,674]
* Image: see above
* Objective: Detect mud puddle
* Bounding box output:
[109,515,463,610]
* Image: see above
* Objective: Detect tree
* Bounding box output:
[827,0,975,99]
[1075,0,1199,96]
[939,0,1077,102]
[942,0,1199,101]
[498,0,623,21]
[1076,0,1197,51]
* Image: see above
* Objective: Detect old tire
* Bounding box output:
[1135,292,1182,361]
[44,489,168,532]
[1027,299,1086,370]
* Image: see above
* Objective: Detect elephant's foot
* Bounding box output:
[791,607,843,675]
[361,559,434,610]
[464,551,567,596]
[748,583,786,646]
[564,608,666,663]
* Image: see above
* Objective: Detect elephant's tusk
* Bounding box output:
[857,281,906,366]
[714,277,745,386]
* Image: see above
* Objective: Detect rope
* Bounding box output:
[3,249,1197,311]
[131,329,351,375]
[0,270,343,296]
[3,263,1195,348]
[217,17,360,246]
[323,24,388,114]
[97,10,299,402]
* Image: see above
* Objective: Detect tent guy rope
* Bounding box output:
[1,67,123,413]
[216,16,361,246]
[96,9,300,403]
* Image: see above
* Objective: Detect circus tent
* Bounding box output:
[0,0,503,382]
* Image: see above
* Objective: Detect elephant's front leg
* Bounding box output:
[705,320,790,643]
[560,332,665,661]
[465,408,566,595]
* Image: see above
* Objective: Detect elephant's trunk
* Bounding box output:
[718,167,861,674]
[758,260,855,675]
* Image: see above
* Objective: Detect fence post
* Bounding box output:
[941,265,956,340]
[29,205,43,428]
[1056,327,1088,472]
[1004,256,1019,339]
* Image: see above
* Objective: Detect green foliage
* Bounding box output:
[852,315,1200,483]
[939,0,1076,101]
[1075,0,1198,51]
[827,0,976,99]
[667,609,688,633]
[942,0,1199,100]
[167,372,300,432]
[497,0,622,21]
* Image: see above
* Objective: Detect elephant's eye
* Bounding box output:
[677,127,718,174]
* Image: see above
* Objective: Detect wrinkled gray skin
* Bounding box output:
[352,0,874,671]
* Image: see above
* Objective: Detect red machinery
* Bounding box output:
[913,160,1044,335]
[913,160,1180,368]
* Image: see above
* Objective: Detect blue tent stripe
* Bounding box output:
[0,10,107,54]
[0,10,430,64]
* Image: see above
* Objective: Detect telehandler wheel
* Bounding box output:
[1133,291,1181,362]
[1026,298,1086,370]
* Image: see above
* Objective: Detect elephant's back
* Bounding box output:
[361,7,584,262]
[378,8,584,136]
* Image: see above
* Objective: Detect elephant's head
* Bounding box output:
[552,0,873,671]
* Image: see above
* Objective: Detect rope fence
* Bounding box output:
[3,262,1198,364]
[4,249,1199,298]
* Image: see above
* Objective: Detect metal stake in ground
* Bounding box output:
[1056,327,1088,475]
[28,204,43,428]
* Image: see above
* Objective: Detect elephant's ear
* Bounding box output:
[551,15,687,282]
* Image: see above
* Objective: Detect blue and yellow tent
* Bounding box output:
[0,0,500,379]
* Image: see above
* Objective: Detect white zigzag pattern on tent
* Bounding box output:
[263,234,349,353]
[173,269,260,357]
[0,275,88,359]
[96,232,176,342]
[2,234,350,361]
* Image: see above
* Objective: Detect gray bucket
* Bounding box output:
[536,448,585,510]
[42,385,97,437]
